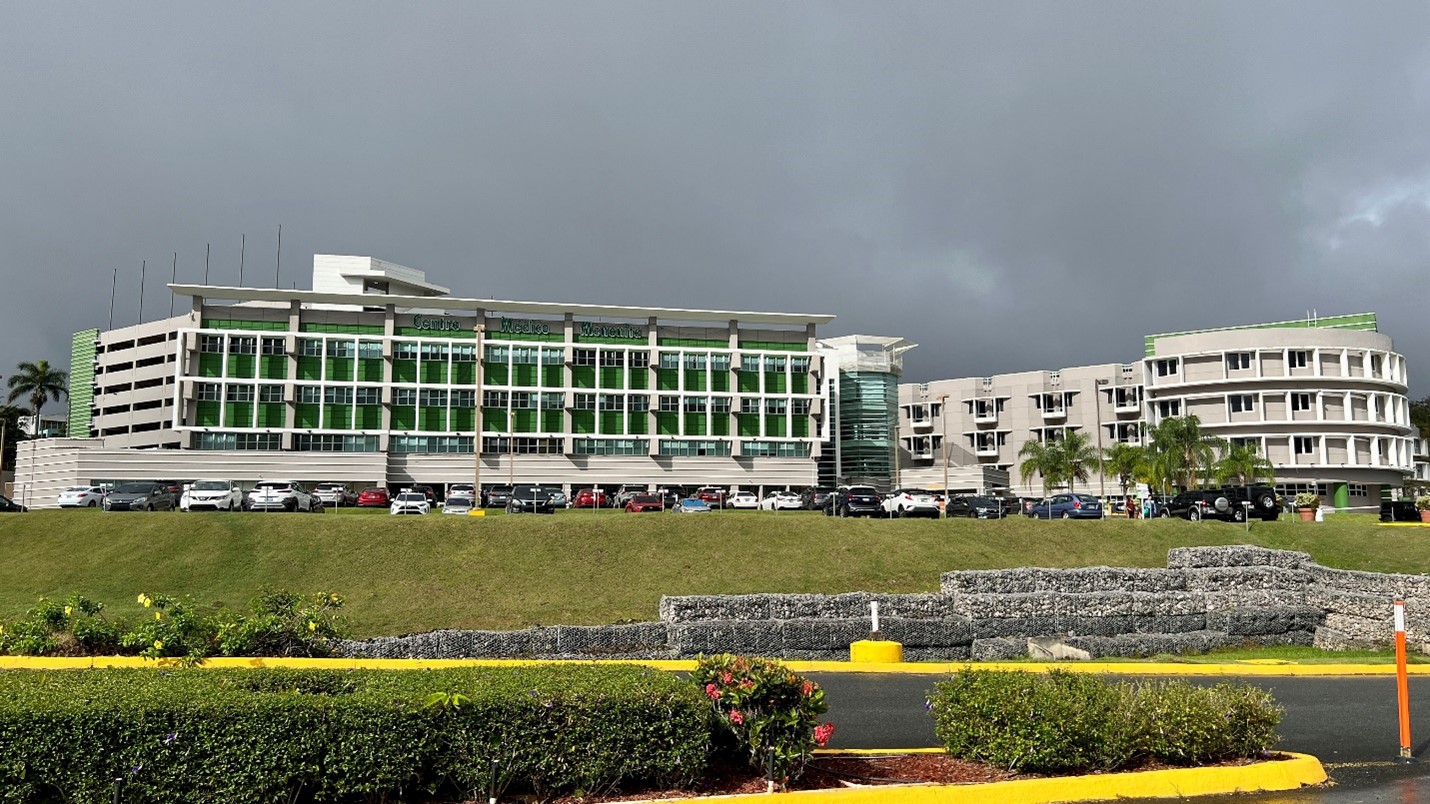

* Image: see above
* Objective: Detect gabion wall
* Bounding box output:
[335,545,1427,660]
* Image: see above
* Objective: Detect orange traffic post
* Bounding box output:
[1395,599,1415,763]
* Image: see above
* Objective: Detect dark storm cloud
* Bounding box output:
[1,1,1428,400]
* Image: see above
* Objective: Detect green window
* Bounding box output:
[685,370,706,392]
[198,354,223,378]
[683,412,707,436]
[790,374,808,394]
[542,365,564,387]
[571,410,595,434]
[710,413,730,436]
[738,414,760,437]
[393,359,417,383]
[599,367,624,388]
[297,357,323,381]
[600,411,624,434]
[628,370,648,390]
[764,416,786,437]
[513,364,538,386]
[256,404,286,428]
[627,411,648,435]
[295,404,321,429]
[447,362,473,385]
[737,372,759,393]
[482,409,507,432]
[791,416,810,438]
[390,406,416,430]
[765,373,787,394]
[513,409,538,433]
[419,407,447,432]
[656,412,679,436]
[327,359,355,382]
[260,356,288,380]
[711,371,729,392]
[656,369,679,391]
[358,359,383,383]
[355,406,382,429]
[421,362,447,384]
[541,410,564,433]
[572,366,596,389]
[484,363,509,385]
[196,401,221,427]
[227,354,256,379]
[324,406,353,430]
[449,408,475,432]
[223,402,252,427]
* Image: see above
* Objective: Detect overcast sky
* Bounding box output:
[3,2,1428,406]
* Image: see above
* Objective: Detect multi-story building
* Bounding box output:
[899,314,1417,508]
[17,255,833,506]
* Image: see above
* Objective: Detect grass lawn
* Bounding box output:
[0,508,1424,638]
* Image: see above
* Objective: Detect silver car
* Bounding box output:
[247,480,322,513]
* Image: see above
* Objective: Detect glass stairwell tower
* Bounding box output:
[815,335,915,491]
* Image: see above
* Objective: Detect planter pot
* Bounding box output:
[1420,510,1430,524]
[1298,508,1316,522]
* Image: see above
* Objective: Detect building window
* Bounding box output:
[1294,436,1316,455]
[392,436,474,454]
[196,383,221,401]
[394,388,418,407]
[658,352,681,370]
[1288,350,1308,368]
[1226,352,1251,371]
[450,389,475,408]
[1348,483,1369,497]
[261,337,286,356]
[359,340,385,360]
[791,398,811,416]
[741,440,810,457]
[573,348,597,366]
[510,391,534,409]
[1157,400,1181,417]
[226,384,255,403]
[450,343,476,362]
[540,392,565,410]
[297,338,324,357]
[394,341,419,360]
[1290,392,1312,412]
[355,387,382,406]
[740,397,760,414]
[599,393,624,411]
[740,355,761,372]
[540,348,565,365]
[683,396,707,412]
[573,393,596,410]
[572,438,647,455]
[1155,358,1179,377]
[511,347,538,365]
[297,386,323,404]
[485,436,565,454]
[482,390,508,407]
[192,432,281,450]
[230,336,257,355]
[600,351,625,367]
[764,398,787,414]
[421,343,448,361]
[324,387,353,405]
[629,351,650,369]
[763,356,786,372]
[199,335,224,353]
[711,396,732,414]
[1228,394,1255,413]
[658,395,681,412]
[629,394,650,412]
[484,345,508,363]
[657,439,732,457]
[790,355,810,373]
[293,434,380,452]
[683,354,707,370]
[325,340,355,358]
[258,384,284,403]
[1229,436,1256,448]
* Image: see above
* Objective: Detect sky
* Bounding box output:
[3,2,1429,407]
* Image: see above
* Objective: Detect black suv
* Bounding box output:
[506,484,559,514]
[1166,485,1279,522]
[824,485,883,517]
[1380,500,1420,522]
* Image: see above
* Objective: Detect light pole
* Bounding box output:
[473,324,484,505]
[939,394,950,517]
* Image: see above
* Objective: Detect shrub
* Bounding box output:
[929,669,1281,774]
[690,654,833,788]
[0,594,123,656]
[1416,495,1430,511]
[1294,492,1321,510]
[0,665,710,803]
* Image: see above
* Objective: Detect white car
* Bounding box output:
[391,492,431,516]
[181,480,246,511]
[440,496,474,515]
[882,488,942,518]
[448,483,477,502]
[248,480,322,513]
[759,491,802,511]
[727,491,759,509]
[57,486,106,508]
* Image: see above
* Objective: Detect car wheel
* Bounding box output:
[88,500,97,507]
[1061,511,1072,520]
[1255,491,1277,512]
[1189,507,1202,522]
[143,504,152,512]
[1158,509,1170,518]
[840,506,850,518]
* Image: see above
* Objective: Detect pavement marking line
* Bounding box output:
[619,752,1327,803]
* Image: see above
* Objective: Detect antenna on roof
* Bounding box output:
[239,233,246,286]
[274,224,282,288]
[169,252,177,317]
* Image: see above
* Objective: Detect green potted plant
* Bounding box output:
[1416,495,1430,524]
[1294,492,1320,522]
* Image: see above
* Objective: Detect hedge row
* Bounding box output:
[928,668,1281,773]
[0,665,710,803]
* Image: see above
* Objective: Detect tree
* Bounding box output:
[0,405,26,472]
[1411,395,1430,438]
[1056,430,1100,494]
[1145,415,1225,491]
[1102,442,1145,497]
[6,360,68,436]
[1018,437,1061,501]
[1213,441,1275,487]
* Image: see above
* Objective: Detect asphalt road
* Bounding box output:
[808,672,1430,802]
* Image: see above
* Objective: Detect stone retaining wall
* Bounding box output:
[335,545,1429,660]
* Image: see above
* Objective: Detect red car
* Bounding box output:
[624,494,666,513]
[573,488,608,508]
[356,487,390,507]
[695,486,727,506]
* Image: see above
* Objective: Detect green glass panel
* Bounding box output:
[739,340,805,351]
[627,412,648,435]
[790,374,808,394]
[327,359,355,382]
[710,414,730,436]
[356,406,382,429]
[419,407,447,431]
[224,402,253,427]
[513,409,538,433]
[260,356,288,380]
[196,401,221,427]
[69,329,98,438]
[685,370,706,392]
[421,362,447,384]
[791,416,809,438]
[738,414,760,437]
[297,357,322,381]
[482,408,507,432]
[765,416,786,437]
[198,354,223,378]
[628,370,648,390]
[541,411,564,433]
[737,372,759,393]
[765,373,787,394]
[295,404,321,429]
[205,320,287,331]
[484,364,509,386]
[358,359,384,382]
[257,403,286,428]
[542,366,564,387]
[389,407,415,430]
[226,354,256,379]
[684,413,707,436]
[449,409,475,431]
[449,362,475,385]
[600,411,624,434]
[656,369,679,391]
[600,367,623,388]
[571,411,595,435]
[394,327,474,339]
[393,359,418,383]
[514,364,538,386]
[301,323,384,334]
[656,413,679,436]
[658,337,727,348]
[711,372,729,392]
[324,406,352,430]
[572,366,596,389]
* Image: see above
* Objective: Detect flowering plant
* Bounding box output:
[1416,495,1430,511]
[690,654,834,788]
[1293,492,1320,510]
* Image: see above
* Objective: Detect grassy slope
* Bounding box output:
[1,509,1424,637]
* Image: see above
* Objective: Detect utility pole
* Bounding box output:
[473,324,484,504]
[940,393,950,517]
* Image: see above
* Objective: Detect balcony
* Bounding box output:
[974,442,999,457]
[910,417,934,432]
[973,404,998,424]
[1041,406,1066,421]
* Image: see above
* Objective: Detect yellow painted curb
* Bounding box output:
[629,752,1326,803]
[0,656,1426,675]
[849,640,903,663]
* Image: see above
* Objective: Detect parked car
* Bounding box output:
[248,480,322,513]
[0,494,26,512]
[726,491,760,509]
[1164,485,1279,523]
[57,486,106,508]
[1025,493,1104,520]
[759,491,802,511]
[484,485,515,509]
[548,491,569,509]
[390,492,430,516]
[313,483,357,507]
[448,483,477,503]
[881,488,941,518]
[671,498,713,514]
[356,487,390,508]
[573,487,608,509]
[180,479,246,512]
[824,485,883,518]
[403,484,437,503]
[799,487,836,511]
[507,484,559,514]
[1381,499,1421,523]
[695,486,727,508]
[614,484,648,508]
[944,495,1007,519]
[441,496,474,515]
[625,494,667,513]
[105,482,176,512]
[655,486,687,508]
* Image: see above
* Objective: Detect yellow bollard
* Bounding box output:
[850,640,903,663]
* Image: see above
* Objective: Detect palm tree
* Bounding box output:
[1146,415,1225,490]
[7,360,68,436]
[1018,437,1061,502]
[1102,442,1145,497]
[1057,430,1100,494]
[1213,441,1275,486]
[0,404,25,472]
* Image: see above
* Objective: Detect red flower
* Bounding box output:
[705,683,720,700]
[721,672,734,684]
[729,710,744,725]
[801,680,814,697]
[813,722,835,747]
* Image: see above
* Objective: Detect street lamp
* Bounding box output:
[939,394,950,518]
[473,324,484,505]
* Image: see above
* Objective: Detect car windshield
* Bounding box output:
[848,486,878,495]
[361,487,385,494]
[396,494,425,502]
[253,482,291,490]
[191,481,230,491]
[490,486,513,493]
[315,483,342,490]
[114,483,153,494]
[445,498,471,508]
[1075,495,1100,503]
[970,497,998,507]
[632,495,661,504]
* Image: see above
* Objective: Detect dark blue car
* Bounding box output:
[1026,493,1104,520]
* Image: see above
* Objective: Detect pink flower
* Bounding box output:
[705,683,720,700]
[721,672,734,684]
[740,679,755,690]
[801,681,814,697]
[813,722,835,747]
[729,710,744,725]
